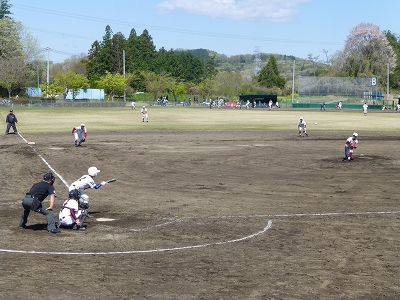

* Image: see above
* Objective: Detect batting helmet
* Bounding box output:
[88,166,100,177]
[78,194,89,209]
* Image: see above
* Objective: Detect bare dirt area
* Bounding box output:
[0,130,399,300]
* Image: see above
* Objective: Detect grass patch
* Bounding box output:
[1,106,399,133]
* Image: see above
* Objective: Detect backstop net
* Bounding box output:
[298,76,381,103]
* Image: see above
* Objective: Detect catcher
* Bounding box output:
[72,123,87,147]
[344,132,358,162]
[58,189,87,230]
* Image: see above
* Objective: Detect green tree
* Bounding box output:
[168,78,187,105]
[141,70,169,100]
[40,83,63,99]
[213,71,244,98]
[54,70,89,100]
[110,32,126,74]
[258,55,286,90]
[0,18,22,58]
[331,23,397,85]
[97,71,127,101]
[0,0,12,19]
[0,56,28,98]
[385,30,400,92]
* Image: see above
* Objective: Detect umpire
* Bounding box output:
[19,173,61,234]
[5,109,18,134]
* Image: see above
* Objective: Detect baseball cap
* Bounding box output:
[353,132,358,137]
[10,109,13,112]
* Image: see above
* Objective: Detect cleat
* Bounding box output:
[48,229,61,234]
[19,225,26,230]
[73,225,86,230]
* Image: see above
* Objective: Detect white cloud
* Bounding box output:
[155,0,311,22]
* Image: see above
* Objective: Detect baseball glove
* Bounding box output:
[350,142,356,148]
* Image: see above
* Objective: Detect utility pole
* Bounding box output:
[292,60,295,104]
[123,50,126,102]
[46,47,50,87]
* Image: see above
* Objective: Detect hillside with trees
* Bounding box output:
[1,0,400,103]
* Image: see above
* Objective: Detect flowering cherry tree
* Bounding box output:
[332,23,397,80]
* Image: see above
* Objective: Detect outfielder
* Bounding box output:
[141,106,148,122]
[344,133,358,162]
[72,124,87,147]
[298,117,308,137]
[58,189,87,230]
[69,166,108,217]
[363,103,368,115]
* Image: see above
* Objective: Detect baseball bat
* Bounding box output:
[106,179,117,183]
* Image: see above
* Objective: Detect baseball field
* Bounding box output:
[1,106,399,299]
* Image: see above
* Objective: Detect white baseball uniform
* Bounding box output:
[298,119,308,136]
[72,125,87,146]
[141,106,148,122]
[59,198,83,226]
[363,103,368,115]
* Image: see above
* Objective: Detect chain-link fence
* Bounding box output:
[298,76,380,104]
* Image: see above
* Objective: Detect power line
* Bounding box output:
[13,4,343,47]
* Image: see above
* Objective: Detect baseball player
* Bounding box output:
[131,101,136,110]
[298,117,308,137]
[58,189,87,230]
[69,166,107,217]
[72,123,87,147]
[344,132,358,162]
[5,109,18,134]
[141,106,148,122]
[363,103,368,115]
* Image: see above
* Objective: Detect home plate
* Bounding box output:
[96,218,116,222]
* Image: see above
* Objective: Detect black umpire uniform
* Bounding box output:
[5,109,18,134]
[19,173,61,234]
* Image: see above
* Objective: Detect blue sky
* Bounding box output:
[10,0,400,63]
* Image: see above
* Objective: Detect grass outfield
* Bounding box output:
[1,106,400,133]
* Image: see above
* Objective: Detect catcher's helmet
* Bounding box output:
[88,166,100,177]
[43,173,55,182]
[69,189,82,201]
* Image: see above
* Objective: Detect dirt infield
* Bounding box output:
[1,130,399,299]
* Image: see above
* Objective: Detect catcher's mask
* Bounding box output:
[78,194,89,209]
[68,189,82,201]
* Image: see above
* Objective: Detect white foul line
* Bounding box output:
[0,220,272,255]
[18,132,69,188]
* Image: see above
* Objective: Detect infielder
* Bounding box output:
[69,166,108,217]
[298,117,308,137]
[141,106,148,122]
[58,189,87,230]
[72,123,87,147]
[344,133,358,161]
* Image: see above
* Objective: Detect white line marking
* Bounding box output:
[0,221,272,255]
[18,132,69,188]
